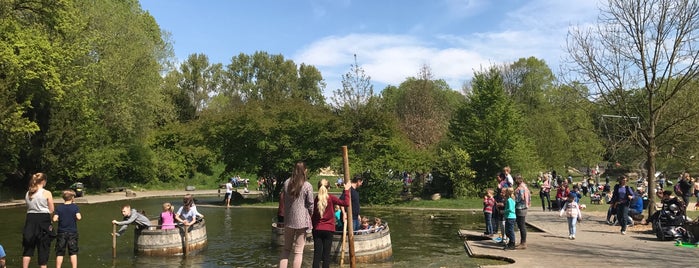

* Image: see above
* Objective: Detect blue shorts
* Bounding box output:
[55,232,79,256]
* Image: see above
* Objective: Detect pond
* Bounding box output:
[0,196,503,267]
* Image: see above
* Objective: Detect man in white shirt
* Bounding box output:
[225,179,234,208]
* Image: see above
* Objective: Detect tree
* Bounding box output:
[566,0,699,216]
[177,53,223,121]
[449,67,537,189]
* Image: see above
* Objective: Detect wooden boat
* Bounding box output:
[135,219,207,256]
[271,222,392,263]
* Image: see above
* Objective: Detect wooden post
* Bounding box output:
[342,146,356,268]
[112,224,117,258]
[183,225,189,256]
[340,218,347,266]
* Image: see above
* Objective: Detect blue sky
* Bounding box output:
[140,0,600,96]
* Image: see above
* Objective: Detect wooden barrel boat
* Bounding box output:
[135,219,207,256]
[271,222,392,263]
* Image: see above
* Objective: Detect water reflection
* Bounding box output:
[0,196,503,267]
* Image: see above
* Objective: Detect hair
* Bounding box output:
[503,166,511,173]
[62,190,76,201]
[351,175,363,183]
[122,204,131,210]
[374,217,382,225]
[27,172,47,199]
[663,190,672,196]
[183,194,194,211]
[498,172,506,180]
[316,179,329,216]
[485,188,494,197]
[287,161,307,198]
[504,187,515,198]
[361,216,369,224]
[162,202,174,213]
[515,174,524,185]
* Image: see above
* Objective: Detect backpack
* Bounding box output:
[674,183,683,196]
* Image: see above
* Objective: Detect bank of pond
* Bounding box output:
[0,196,504,267]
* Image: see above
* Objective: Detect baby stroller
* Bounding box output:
[651,204,687,241]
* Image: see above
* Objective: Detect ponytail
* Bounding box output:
[27,173,47,199]
[316,179,329,215]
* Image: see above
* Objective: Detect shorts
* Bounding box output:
[224,192,232,199]
[55,232,79,256]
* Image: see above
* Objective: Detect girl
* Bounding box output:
[373,217,383,230]
[22,172,55,268]
[503,187,516,250]
[279,162,314,268]
[559,194,582,239]
[311,179,351,268]
[483,189,495,236]
[159,203,176,230]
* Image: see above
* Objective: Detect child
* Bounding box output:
[373,217,384,231]
[54,190,82,268]
[334,205,344,231]
[483,189,495,236]
[503,187,516,250]
[159,202,176,230]
[360,216,370,230]
[112,205,151,236]
[0,243,5,268]
[559,194,582,239]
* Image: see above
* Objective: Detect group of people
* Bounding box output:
[277,161,367,268]
[17,172,82,268]
[112,193,205,236]
[482,166,531,250]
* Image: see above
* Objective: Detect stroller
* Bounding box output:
[651,203,687,241]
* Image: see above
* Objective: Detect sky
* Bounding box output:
[139,0,602,96]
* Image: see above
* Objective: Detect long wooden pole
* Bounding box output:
[183,225,189,256]
[112,224,117,258]
[341,146,356,268]
[340,218,347,266]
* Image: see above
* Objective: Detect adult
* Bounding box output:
[514,175,530,249]
[224,178,234,208]
[555,181,570,211]
[176,194,204,226]
[112,205,151,236]
[649,190,686,223]
[628,188,644,225]
[22,172,55,268]
[279,162,314,268]
[610,176,634,235]
[340,175,363,231]
[312,179,351,268]
[678,173,693,205]
[694,179,699,208]
[539,173,552,211]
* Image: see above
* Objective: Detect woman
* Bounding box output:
[279,162,314,268]
[539,173,552,211]
[312,179,351,268]
[514,175,530,249]
[610,176,633,235]
[22,172,55,268]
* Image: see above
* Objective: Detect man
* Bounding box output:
[678,173,693,205]
[649,190,686,223]
[340,176,363,231]
[224,178,234,208]
[111,205,151,236]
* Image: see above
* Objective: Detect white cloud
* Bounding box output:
[293,0,600,96]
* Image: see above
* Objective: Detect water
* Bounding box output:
[0,196,503,267]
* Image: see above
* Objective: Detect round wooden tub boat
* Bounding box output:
[136,219,207,256]
[272,222,392,263]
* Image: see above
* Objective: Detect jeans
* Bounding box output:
[491,209,500,234]
[515,214,526,243]
[616,205,629,232]
[312,230,334,268]
[567,217,578,236]
[540,191,551,211]
[279,227,307,268]
[505,218,516,247]
[484,212,493,235]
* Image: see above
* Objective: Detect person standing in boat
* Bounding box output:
[176,194,203,226]
[312,178,351,268]
[22,172,55,268]
[279,161,314,268]
[112,205,151,236]
[340,175,363,231]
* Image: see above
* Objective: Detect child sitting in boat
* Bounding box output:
[373,217,384,231]
[159,202,176,230]
[356,216,372,234]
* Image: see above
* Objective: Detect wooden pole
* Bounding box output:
[183,225,189,256]
[340,218,347,266]
[112,224,117,258]
[342,146,356,268]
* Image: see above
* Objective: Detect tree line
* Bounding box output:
[3,0,699,205]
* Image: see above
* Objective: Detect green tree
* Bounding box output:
[567,0,699,215]
[449,67,537,189]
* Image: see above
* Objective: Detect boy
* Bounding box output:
[54,190,82,268]
[112,205,151,236]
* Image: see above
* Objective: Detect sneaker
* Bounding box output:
[571,235,575,240]
[515,243,527,249]
[621,231,626,235]
[568,235,573,239]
